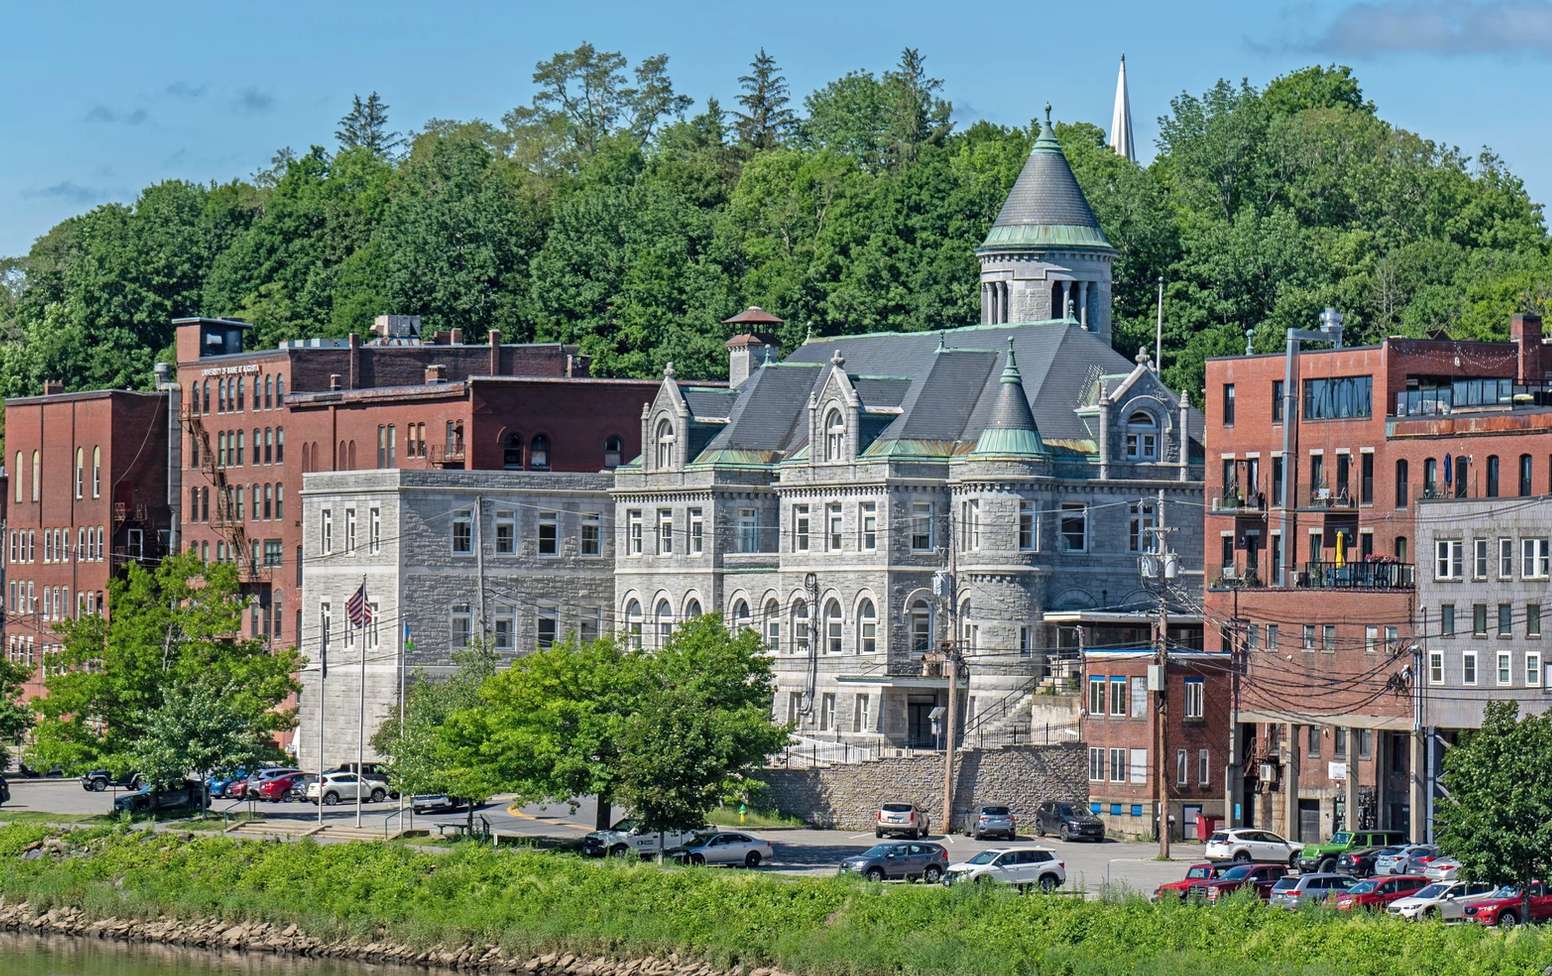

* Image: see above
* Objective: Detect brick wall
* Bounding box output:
[758,743,1086,830]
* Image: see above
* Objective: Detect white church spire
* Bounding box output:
[1109,53,1135,164]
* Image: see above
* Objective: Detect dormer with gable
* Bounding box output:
[1083,347,1198,480]
[642,363,692,473]
[810,350,863,466]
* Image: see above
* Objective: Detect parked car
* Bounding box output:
[970,804,1017,840]
[286,774,316,802]
[1152,862,1229,902]
[305,772,387,805]
[1204,828,1302,865]
[1374,845,1438,876]
[1332,875,1428,911]
[0,774,9,807]
[875,802,931,839]
[1462,882,1552,927]
[668,831,773,869]
[1387,880,1500,920]
[581,818,702,858]
[1032,801,1105,842]
[1336,846,1401,877]
[838,842,950,883]
[207,769,251,799]
[1267,872,1355,909]
[1423,857,1463,881]
[240,767,302,799]
[327,762,391,780]
[411,794,467,814]
[943,846,1066,891]
[1202,863,1291,903]
[80,769,140,792]
[1297,829,1407,874]
[112,780,209,815]
[255,773,307,802]
[14,762,63,778]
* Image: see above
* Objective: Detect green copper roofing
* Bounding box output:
[859,438,958,460]
[979,105,1114,254]
[972,339,1046,458]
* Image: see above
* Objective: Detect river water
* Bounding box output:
[0,932,437,976]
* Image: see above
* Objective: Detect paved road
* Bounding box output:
[1,779,1202,895]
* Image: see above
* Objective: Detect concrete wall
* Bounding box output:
[758,742,1086,831]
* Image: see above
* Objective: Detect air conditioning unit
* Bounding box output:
[1258,762,1278,783]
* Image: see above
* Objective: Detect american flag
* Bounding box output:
[346,582,372,628]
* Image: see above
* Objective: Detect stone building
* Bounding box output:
[295,468,614,769]
[614,112,1205,755]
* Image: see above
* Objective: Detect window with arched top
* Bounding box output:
[685,597,702,620]
[624,599,643,649]
[74,448,84,499]
[530,434,550,471]
[1124,411,1159,461]
[13,452,22,502]
[959,599,977,652]
[858,599,877,655]
[91,446,101,497]
[189,382,199,414]
[275,376,285,401]
[201,380,210,414]
[503,433,523,470]
[603,435,623,469]
[654,418,675,470]
[731,598,751,632]
[763,598,782,651]
[264,374,273,409]
[910,599,933,654]
[792,599,810,655]
[824,599,843,654]
[655,599,674,647]
[824,407,845,462]
[31,450,40,501]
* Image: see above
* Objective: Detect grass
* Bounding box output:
[705,804,805,828]
[0,823,1548,976]
[0,810,115,826]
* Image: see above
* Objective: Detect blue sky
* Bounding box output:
[4,0,1551,257]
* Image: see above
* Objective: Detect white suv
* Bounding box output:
[1203,828,1302,865]
[1387,880,1498,920]
[943,846,1066,891]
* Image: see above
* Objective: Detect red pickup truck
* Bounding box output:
[1152,863,1227,902]
[1462,882,1552,927]
[1202,863,1290,903]
[1332,875,1428,911]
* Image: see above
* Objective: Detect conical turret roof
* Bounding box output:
[972,340,1046,457]
[980,106,1113,252]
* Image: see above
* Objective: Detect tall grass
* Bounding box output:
[0,824,1547,976]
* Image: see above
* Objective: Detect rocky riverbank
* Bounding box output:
[0,899,780,976]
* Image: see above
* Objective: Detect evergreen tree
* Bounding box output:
[734,49,796,153]
[336,92,403,158]
[883,48,952,167]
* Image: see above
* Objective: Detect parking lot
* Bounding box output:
[0,778,1203,895]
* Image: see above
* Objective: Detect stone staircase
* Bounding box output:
[223,819,409,841]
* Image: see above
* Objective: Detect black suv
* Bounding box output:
[1034,801,1105,842]
[112,780,208,815]
[80,769,141,792]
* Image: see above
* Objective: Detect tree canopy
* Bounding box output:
[1,50,1546,407]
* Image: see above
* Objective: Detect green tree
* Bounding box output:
[802,71,891,171]
[337,92,403,158]
[0,657,32,750]
[27,552,300,776]
[1436,701,1552,924]
[882,48,952,168]
[130,678,281,812]
[735,49,796,153]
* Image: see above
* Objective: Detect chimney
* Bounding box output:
[449,328,464,345]
[726,334,780,388]
[1511,313,1544,385]
[348,332,360,390]
[42,379,64,396]
[329,373,342,391]
[425,364,447,384]
[488,330,501,375]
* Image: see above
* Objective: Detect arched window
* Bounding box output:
[910,599,933,654]
[13,452,21,502]
[275,484,284,520]
[201,380,210,414]
[858,599,877,655]
[503,433,523,470]
[275,428,284,463]
[1486,454,1501,498]
[624,600,643,649]
[685,598,702,620]
[791,599,809,655]
[253,375,262,409]
[959,599,977,652]
[264,375,273,409]
[251,484,260,520]
[1520,453,1534,496]
[91,446,100,497]
[603,435,623,469]
[348,441,356,469]
[824,598,843,654]
[763,598,781,651]
[1124,411,1158,461]
[530,434,550,471]
[275,376,285,401]
[1423,457,1438,497]
[338,441,348,470]
[302,442,311,473]
[189,382,199,414]
[655,599,674,647]
[731,598,751,632]
[263,484,273,520]
[824,407,845,462]
[654,418,675,470]
[74,448,84,499]
[264,428,273,464]
[31,450,40,501]
[235,376,244,411]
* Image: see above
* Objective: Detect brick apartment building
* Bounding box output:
[1204,312,1552,843]
[2,388,171,700]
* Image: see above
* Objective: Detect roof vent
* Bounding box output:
[425,364,448,384]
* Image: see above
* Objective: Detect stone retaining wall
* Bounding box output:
[759,743,1087,831]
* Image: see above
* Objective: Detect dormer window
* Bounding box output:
[824,407,845,462]
[530,434,550,470]
[603,435,623,469]
[1124,411,1158,461]
[503,433,523,470]
[654,418,675,470]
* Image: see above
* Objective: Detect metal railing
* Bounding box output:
[1297,560,1415,590]
[775,738,880,768]
[1301,484,1357,510]
[1214,488,1266,513]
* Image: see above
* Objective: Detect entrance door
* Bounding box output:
[907,701,935,748]
[1299,799,1321,841]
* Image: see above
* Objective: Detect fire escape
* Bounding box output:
[181,407,268,581]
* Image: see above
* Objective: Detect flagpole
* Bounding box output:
[356,575,367,829]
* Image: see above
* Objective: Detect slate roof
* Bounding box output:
[980,113,1113,252]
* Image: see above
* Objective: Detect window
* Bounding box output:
[603,435,623,469]
[911,502,933,551]
[344,508,356,552]
[1429,650,1444,685]
[1529,604,1542,638]
[1395,459,1409,507]
[827,502,844,551]
[824,599,843,654]
[1528,651,1543,687]
[1522,538,1551,578]
[450,604,473,649]
[624,599,643,649]
[854,694,872,733]
[1110,676,1127,716]
[1222,384,1235,426]
[1442,603,1458,639]
[264,539,282,568]
[736,508,757,553]
[529,434,550,471]
[1497,651,1512,686]
[366,506,380,554]
[1473,604,1488,637]
[1059,503,1087,552]
[1109,748,1126,783]
[1267,624,1279,652]
[655,508,674,555]
[1199,748,1211,786]
[503,433,523,469]
[1018,500,1036,551]
[1499,537,1515,579]
[1486,455,1500,497]
[1498,603,1513,637]
[1435,539,1462,579]
[319,602,331,662]
[321,509,334,554]
[539,512,559,556]
[910,600,932,653]
[1360,452,1373,504]
[30,450,39,501]
[792,600,809,655]
[1020,626,1034,657]
[1184,677,1204,719]
[859,502,877,551]
[819,693,835,731]
[493,606,515,651]
[1322,624,1336,652]
[687,508,703,555]
[451,510,473,555]
[1302,624,1315,651]
[1520,454,1534,497]
[1130,749,1148,784]
[654,418,675,470]
[1124,411,1158,460]
[958,499,979,551]
[1089,747,1105,781]
[275,427,284,463]
[1365,625,1378,655]
[1307,725,1321,757]
[793,504,809,552]
[1302,375,1372,420]
[74,447,84,498]
[1088,677,1106,716]
[1474,538,1489,579]
[655,599,673,647]
[1127,501,1156,553]
[823,407,844,461]
[627,511,643,555]
[537,605,558,648]
[1176,748,1188,786]
[858,599,877,654]
[1271,454,1285,506]
[763,599,782,652]
[580,514,602,556]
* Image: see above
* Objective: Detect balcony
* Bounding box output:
[1212,564,1265,589]
[1213,488,1267,515]
[1297,560,1414,591]
[1299,484,1358,511]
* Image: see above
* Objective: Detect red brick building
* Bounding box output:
[1204,313,1552,842]
[3,388,171,701]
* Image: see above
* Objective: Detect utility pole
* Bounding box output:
[940,524,961,835]
[1140,529,1178,859]
[356,576,367,830]
[1227,588,1243,829]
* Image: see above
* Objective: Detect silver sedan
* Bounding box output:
[1375,844,1437,875]
[674,831,774,868]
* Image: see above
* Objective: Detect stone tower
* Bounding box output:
[977,106,1117,343]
